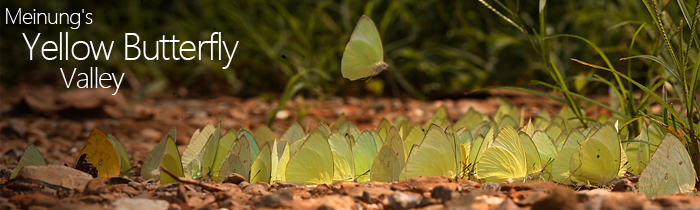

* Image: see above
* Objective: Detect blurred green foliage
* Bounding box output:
[0,0,688,98]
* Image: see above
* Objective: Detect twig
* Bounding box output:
[159,166,227,192]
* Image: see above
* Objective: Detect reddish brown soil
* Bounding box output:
[1,85,697,209]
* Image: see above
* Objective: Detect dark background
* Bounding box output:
[0,0,678,100]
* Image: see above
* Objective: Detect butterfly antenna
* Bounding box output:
[460,162,470,179]
[122,165,138,175]
[251,170,262,182]
[354,169,371,180]
[544,158,554,167]
[538,158,554,178]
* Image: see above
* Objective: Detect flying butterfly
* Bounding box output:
[341,15,388,81]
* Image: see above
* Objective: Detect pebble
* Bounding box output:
[79,195,104,204]
[611,178,636,192]
[110,198,169,210]
[652,194,700,209]
[346,187,393,204]
[238,181,250,189]
[578,188,611,203]
[10,192,58,208]
[243,182,270,196]
[84,178,109,195]
[254,189,293,208]
[497,198,520,210]
[140,128,162,142]
[601,192,648,210]
[271,181,303,189]
[389,192,422,209]
[445,193,483,210]
[276,110,291,120]
[17,165,93,191]
[281,195,354,209]
[222,173,246,185]
[531,186,579,210]
[53,203,105,210]
[482,182,501,192]
[431,185,459,202]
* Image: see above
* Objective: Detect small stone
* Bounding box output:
[457,178,483,188]
[99,192,123,202]
[79,195,104,204]
[580,195,605,210]
[477,194,505,208]
[255,189,294,208]
[331,182,357,190]
[517,191,548,206]
[276,110,291,120]
[244,182,270,196]
[84,178,109,195]
[140,128,162,142]
[281,195,354,209]
[389,192,422,209]
[391,176,459,193]
[497,198,520,210]
[432,185,459,201]
[121,186,140,196]
[17,165,93,191]
[238,181,250,189]
[346,187,393,204]
[500,181,558,192]
[482,182,501,192]
[445,193,483,210]
[366,181,391,188]
[531,186,579,210]
[423,204,446,210]
[407,175,453,183]
[611,178,636,192]
[578,188,610,203]
[53,203,104,210]
[222,173,246,185]
[110,198,169,210]
[312,184,332,196]
[272,181,302,189]
[651,194,700,209]
[10,193,58,208]
[601,192,648,210]
[215,185,249,206]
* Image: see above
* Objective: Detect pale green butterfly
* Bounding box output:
[341,15,388,81]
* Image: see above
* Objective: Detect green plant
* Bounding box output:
[592,0,700,181]
[480,0,700,184]
[476,0,591,129]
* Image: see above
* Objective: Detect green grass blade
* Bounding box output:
[530,80,629,119]
[621,55,681,80]
[471,86,567,105]
[477,0,526,33]
[266,70,309,126]
[621,139,659,146]
[676,0,693,30]
[588,61,687,129]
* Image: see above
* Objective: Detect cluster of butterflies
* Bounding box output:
[8,12,698,200]
[10,99,697,199]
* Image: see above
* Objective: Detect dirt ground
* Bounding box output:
[1,85,698,210]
